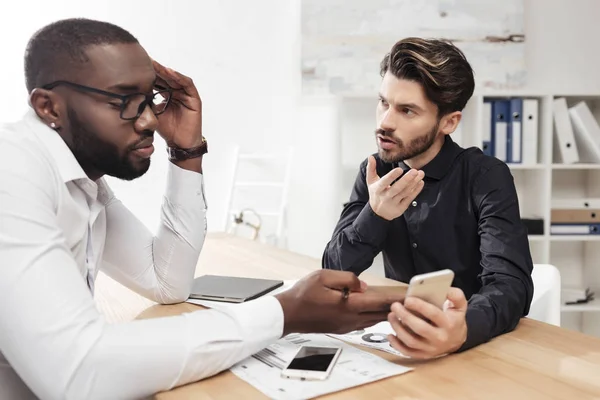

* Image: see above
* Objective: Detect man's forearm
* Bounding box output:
[101,163,207,304]
[322,203,390,275]
[457,277,530,352]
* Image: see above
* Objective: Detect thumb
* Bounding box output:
[446,287,468,311]
[366,156,379,185]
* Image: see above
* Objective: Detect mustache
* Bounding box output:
[375,129,398,142]
[129,131,154,150]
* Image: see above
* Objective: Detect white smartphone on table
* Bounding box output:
[406,269,455,309]
[281,345,342,381]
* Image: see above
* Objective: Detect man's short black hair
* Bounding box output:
[24,18,139,93]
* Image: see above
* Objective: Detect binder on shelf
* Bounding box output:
[553,97,580,164]
[551,209,599,223]
[551,199,600,209]
[492,100,509,162]
[568,101,600,163]
[482,101,493,156]
[508,98,522,163]
[522,99,539,165]
[550,223,600,235]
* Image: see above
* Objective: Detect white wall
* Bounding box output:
[2,0,600,261]
[524,0,600,95]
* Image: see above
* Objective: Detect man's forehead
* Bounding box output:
[380,73,430,107]
[78,43,155,90]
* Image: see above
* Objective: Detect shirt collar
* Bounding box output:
[24,108,88,183]
[398,135,464,180]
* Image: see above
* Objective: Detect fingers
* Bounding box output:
[154,76,171,91]
[365,157,423,200]
[397,179,424,204]
[392,301,447,345]
[387,312,436,355]
[446,287,468,311]
[403,297,448,329]
[360,280,368,291]
[388,169,425,199]
[376,167,405,188]
[387,334,430,359]
[152,59,200,100]
[366,156,379,185]
[345,290,403,313]
[366,285,407,299]
[153,60,183,89]
[319,270,364,293]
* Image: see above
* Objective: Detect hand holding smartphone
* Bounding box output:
[406,269,455,309]
[387,269,468,359]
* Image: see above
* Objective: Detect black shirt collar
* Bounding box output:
[398,135,464,180]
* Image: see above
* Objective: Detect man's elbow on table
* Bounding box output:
[153,284,193,305]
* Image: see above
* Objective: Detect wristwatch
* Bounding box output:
[166,137,208,161]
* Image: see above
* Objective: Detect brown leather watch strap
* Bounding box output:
[166,137,208,161]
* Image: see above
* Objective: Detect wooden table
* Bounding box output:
[137,234,600,400]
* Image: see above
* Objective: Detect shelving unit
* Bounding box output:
[337,91,600,337]
[467,93,600,336]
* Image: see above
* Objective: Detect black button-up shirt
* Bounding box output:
[322,136,534,351]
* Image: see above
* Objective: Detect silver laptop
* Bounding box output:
[189,275,284,303]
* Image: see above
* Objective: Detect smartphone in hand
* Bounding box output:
[406,269,455,309]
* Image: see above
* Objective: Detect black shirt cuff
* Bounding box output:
[457,305,490,352]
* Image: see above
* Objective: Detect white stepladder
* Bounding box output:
[224,145,294,248]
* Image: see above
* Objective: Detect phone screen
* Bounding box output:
[286,346,339,371]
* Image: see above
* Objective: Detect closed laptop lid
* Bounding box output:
[190,275,284,302]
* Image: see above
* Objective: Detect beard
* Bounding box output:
[375,120,440,164]
[67,107,152,181]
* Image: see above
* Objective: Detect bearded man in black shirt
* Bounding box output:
[323,37,534,358]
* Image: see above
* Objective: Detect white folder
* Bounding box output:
[569,101,600,163]
[494,102,508,162]
[522,99,538,165]
[553,97,579,164]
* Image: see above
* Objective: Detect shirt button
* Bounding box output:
[411,201,417,207]
[412,242,418,249]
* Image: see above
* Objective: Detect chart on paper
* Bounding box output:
[231,333,412,400]
[329,321,409,357]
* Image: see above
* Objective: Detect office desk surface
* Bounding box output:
[136,234,600,400]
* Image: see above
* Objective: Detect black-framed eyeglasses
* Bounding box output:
[42,80,172,121]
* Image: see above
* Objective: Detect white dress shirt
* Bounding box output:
[0,110,284,400]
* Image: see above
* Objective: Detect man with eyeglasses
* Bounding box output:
[0,18,404,399]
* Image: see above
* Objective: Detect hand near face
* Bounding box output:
[366,156,425,221]
[275,270,405,335]
[152,60,203,149]
[387,287,468,359]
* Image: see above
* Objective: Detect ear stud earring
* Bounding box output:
[50,122,56,128]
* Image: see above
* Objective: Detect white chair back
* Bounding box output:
[528,264,561,326]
